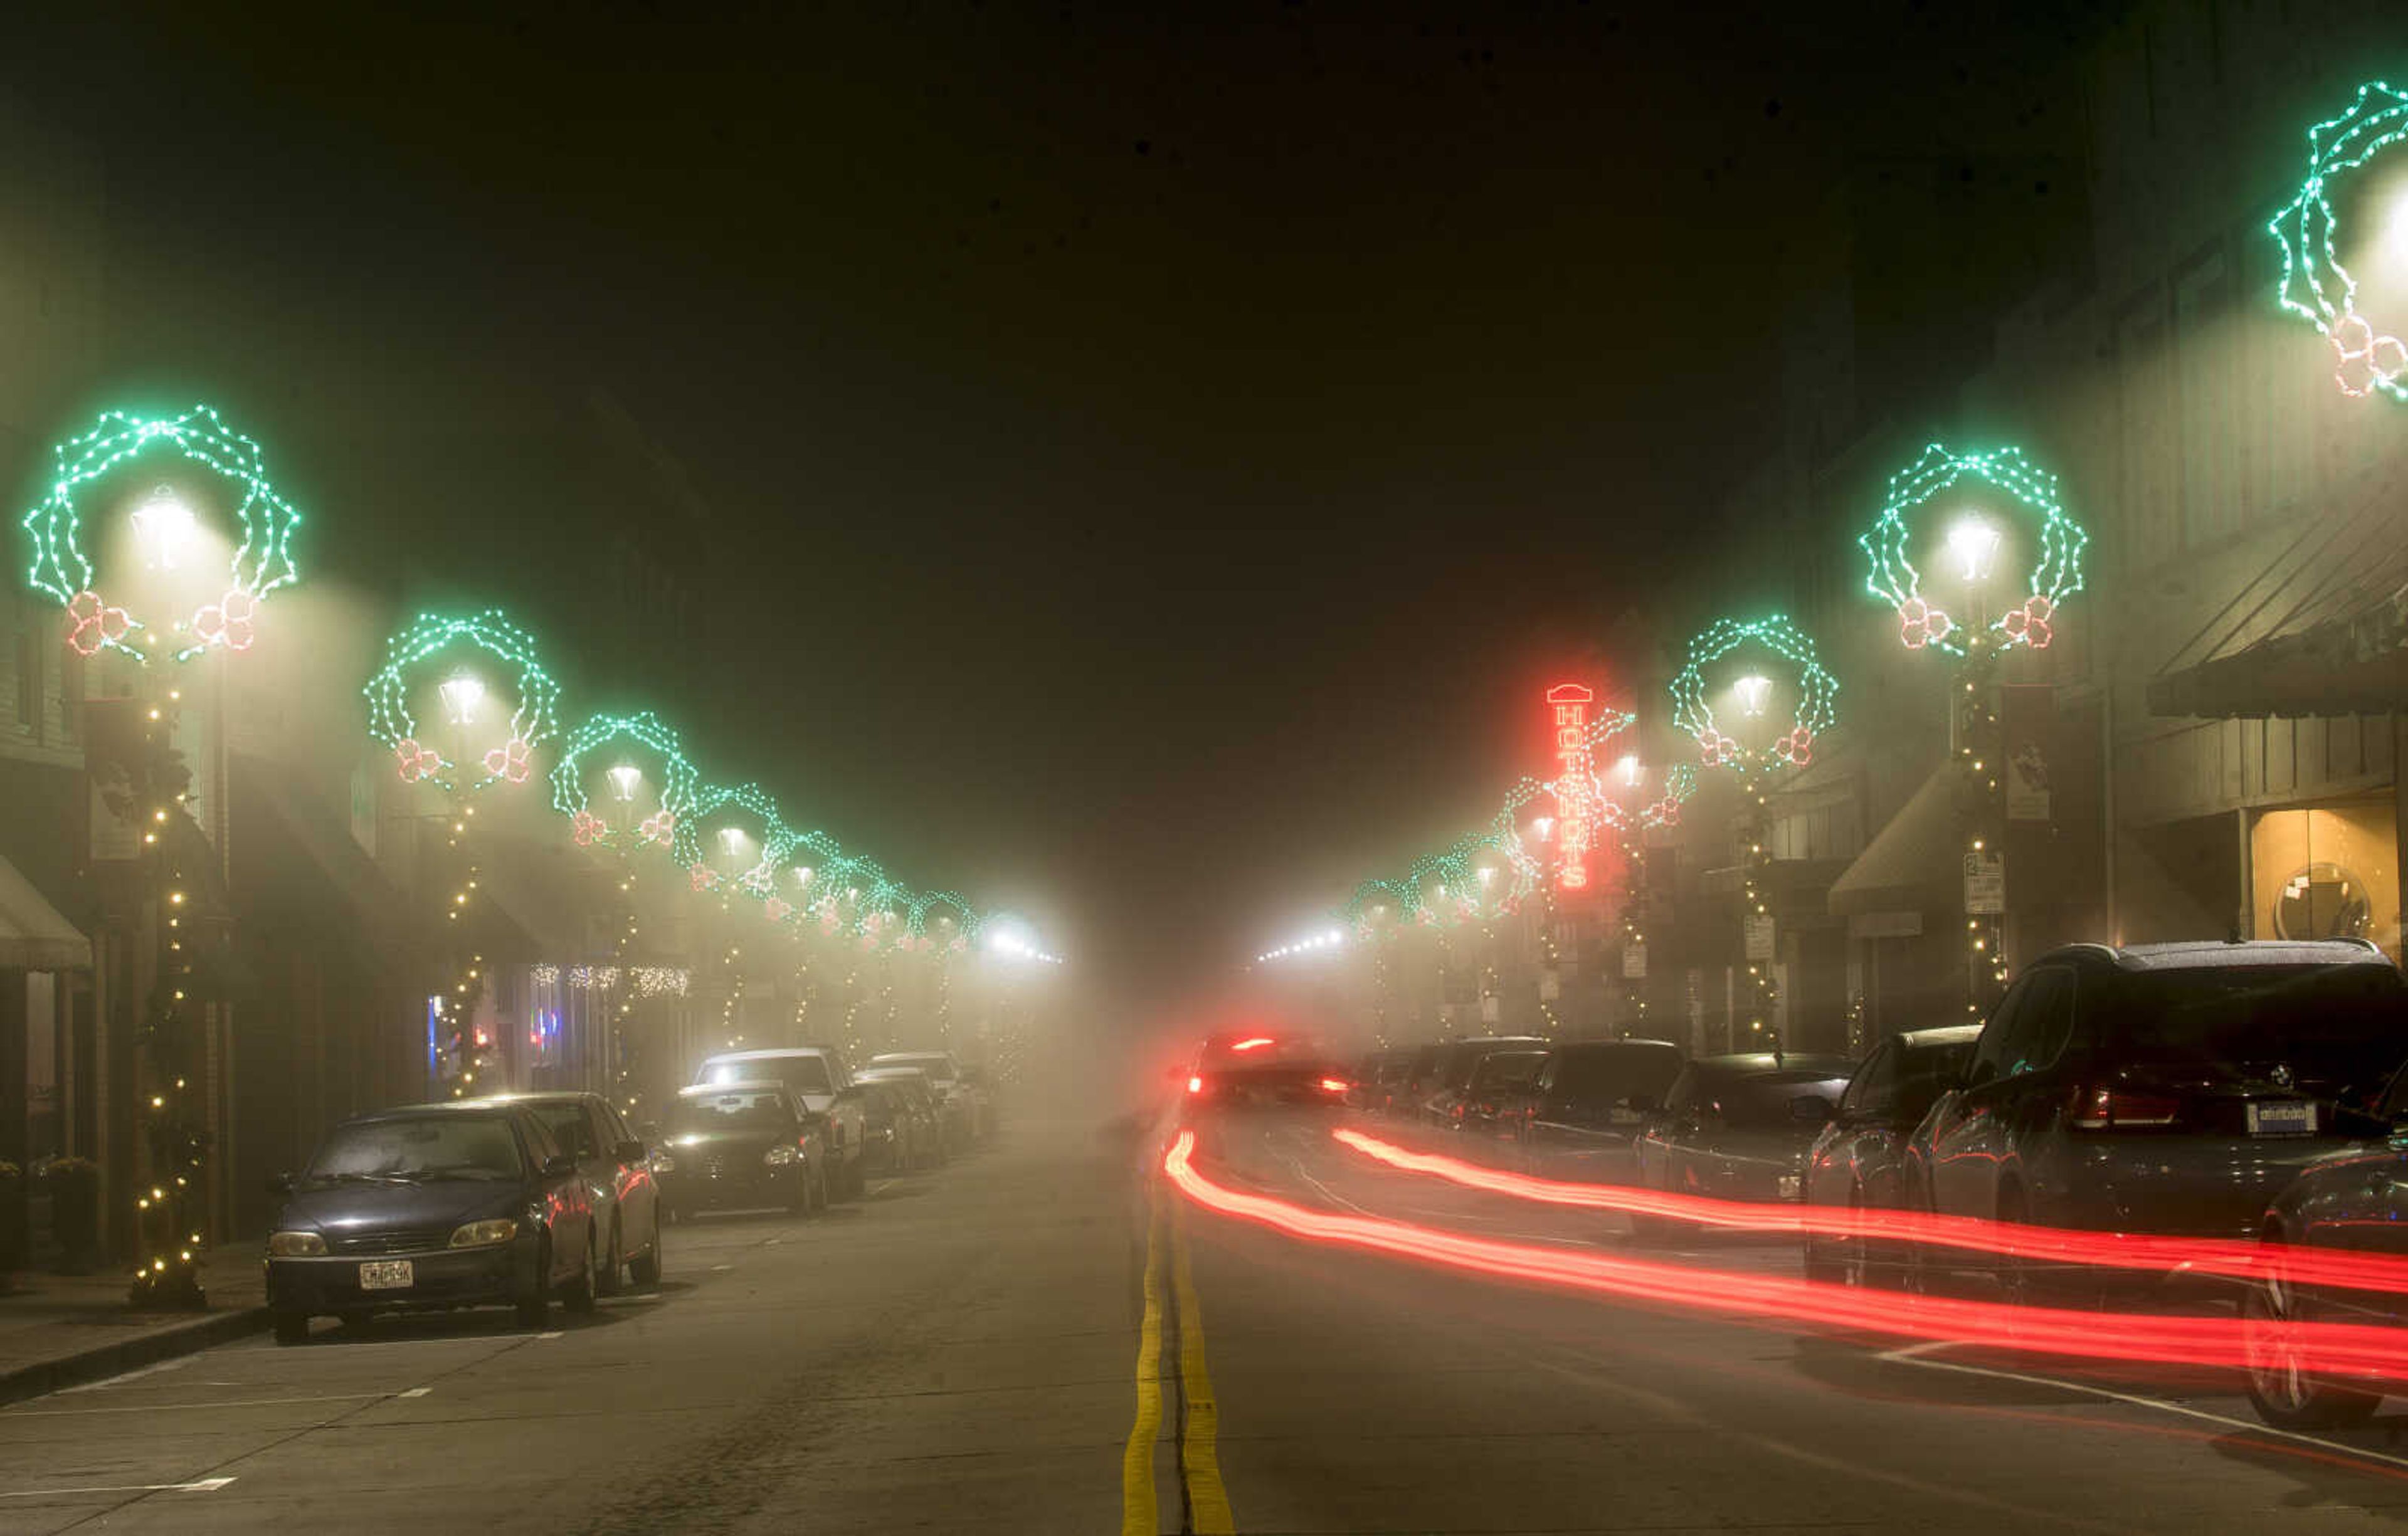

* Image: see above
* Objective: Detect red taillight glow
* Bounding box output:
[1318,1077,1350,1095]
[1330,1127,2408,1298]
[1163,1130,2408,1384]
[2070,1085,2181,1130]
[1186,1075,1204,1095]
[1230,1036,1275,1053]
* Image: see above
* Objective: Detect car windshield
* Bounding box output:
[706,1056,832,1096]
[2114,965,2408,1083]
[306,1117,522,1182]
[1553,1049,1682,1103]
[668,1091,795,1133]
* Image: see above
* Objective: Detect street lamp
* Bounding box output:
[131,485,198,572]
[607,763,643,803]
[1617,754,1644,787]
[438,672,485,725]
[1946,516,2003,584]
[1734,674,1773,718]
[717,826,749,859]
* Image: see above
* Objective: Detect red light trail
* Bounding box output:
[1331,1127,2408,1299]
[1160,1131,2408,1383]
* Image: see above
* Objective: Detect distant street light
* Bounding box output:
[607,763,643,803]
[1617,754,1644,786]
[1734,674,1773,717]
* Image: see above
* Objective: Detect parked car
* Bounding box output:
[1418,1036,1550,1127]
[476,1090,662,1293]
[2240,1049,2408,1429]
[1397,1044,1450,1119]
[848,1080,935,1174]
[869,1051,978,1150]
[1632,1051,1856,1239]
[1799,1025,1980,1286]
[264,1100,598,1344]
[695,1046,868,1199]
[1449,1048,1551,1146]
[1506,1039,1686,1181]
[654,1081,829,1219]
[1347,1049,1415,1113]
[1909,940,2408,1302]
[853,1068,950,1169]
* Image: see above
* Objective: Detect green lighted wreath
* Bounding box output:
[362,609,562,793]
[548,710,704,853]
[2270,80,2408,401]
[1858,443,2086,657]
[1669,615,1838,784]
[21,404,304,664]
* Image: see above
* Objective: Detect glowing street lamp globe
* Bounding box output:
[438,672,486,726]
[130,485,199,572]
[1946,517,2003,585]
[606,763,644,803]
[1734,675,1773,718]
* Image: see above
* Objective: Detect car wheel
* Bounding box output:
[843,1157,866,1201]
[516,1244,552,1329]
[788,1170,813,1216]
[2244,1252,2381,1430]
[629,1216,662,1287]
[598,1217,624,1297]
[562,1235,598,1316]
[1840,1184,1881,1290]
[272,1309,310,1347]
[809,1159,830,1213]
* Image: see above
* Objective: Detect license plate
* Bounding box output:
[1608,1108,1645,1126]
[359,1260,414,1290]
[2247,1101,2316,1137]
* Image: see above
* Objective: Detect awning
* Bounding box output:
[0,853,91,971]
[2148,476,2408,718]
[1829,764,1962,918]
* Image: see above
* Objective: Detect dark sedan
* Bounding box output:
[655,1082,828,1219]
[1800,1025,1979,1287]
[1450,1048,1551,1150]
[2241,1056,2408,1429]
[1508,1039,1686,1181]
[1911,940,2408,1302]
[1632,1052,1856,1239]
[850,1075,943,1172]
[1418,1036,1550,1127]
[264,1101,599,1344]
[477,1090,662,1293]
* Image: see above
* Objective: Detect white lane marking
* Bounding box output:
[0,1476,234,1499]
[1877,1341,2408,1474]
[870,1179,895,1195]
[711,1263,734,1271]
[537,1331,563,1340]
[56,1357,191,1394]
[3,1390,410,1418]
[763,1238,781,1246]
[399,1387,431,1397]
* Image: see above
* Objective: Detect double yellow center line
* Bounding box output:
[1124,1169,1235,1535]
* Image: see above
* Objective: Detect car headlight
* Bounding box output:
[763,1144,800,1167]
[879,1125,895,1140]
[448,1219,519,1248]
[267,1231,326,1258]
[1775,1174,1803,1201]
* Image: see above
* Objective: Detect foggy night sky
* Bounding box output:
[1,3,2109,1012]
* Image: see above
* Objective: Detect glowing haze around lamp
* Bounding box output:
[1946,517,2003,585]
[607,763,643,802]
[130,485,198,572]
[438,673,485,726]
[1733,675,1773,718]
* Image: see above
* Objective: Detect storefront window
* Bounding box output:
[2251,798,2400,960]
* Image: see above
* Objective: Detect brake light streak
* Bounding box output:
[1331,1128,2408,1298]
[1159,1132,2408,1382]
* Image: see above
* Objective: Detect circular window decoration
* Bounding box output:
[1859,443,2087,658]
[1668,615,1839,786]
[21,404,305,664]
[2272,861,2374,942]
[362,609,562,794]
[2270,80,2408,401]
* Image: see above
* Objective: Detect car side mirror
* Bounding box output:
[542,1154,577,1178]
[266,1171,296,1196]
[615,1139,647,1163]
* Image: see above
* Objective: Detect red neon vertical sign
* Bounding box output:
[1548,682,1595,892]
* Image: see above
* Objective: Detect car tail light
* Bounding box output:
[1318,1077,1349,1095]
[1186,1075,1204,1095]
[1450,1101,1466,1121]
[2070,1084,2181,1130]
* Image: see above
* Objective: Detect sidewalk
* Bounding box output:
[0,1249,268,1407]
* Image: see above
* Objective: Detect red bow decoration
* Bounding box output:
[394,738,442,782]
[194,588,258,651]
[690,863,720,893]
[2000,594,2056,650]
[639,809,675,846]
[1698,729,1741,767]
[1898,596,1953,651]
[1648,796,1683,828]
[819,905,842,933]
[764,897,792,922]
[1779,726,1814,767]
[482,736,533,785]
[736,864,773,897]
[64,591,132,658]
[571,809,608,846]
[2332,312,2408,398]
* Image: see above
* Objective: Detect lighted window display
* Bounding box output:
[2250,799,2399,957]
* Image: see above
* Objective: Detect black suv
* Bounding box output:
[1910,939,2408,1297]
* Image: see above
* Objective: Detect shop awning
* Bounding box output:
[2148,479,2408,718]
[1829,764,1961,918]
[0,852,91,971]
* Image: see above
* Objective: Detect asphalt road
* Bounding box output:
[9,1111,2408,1533]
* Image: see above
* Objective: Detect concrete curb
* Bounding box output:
[0,1305,271,1409]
